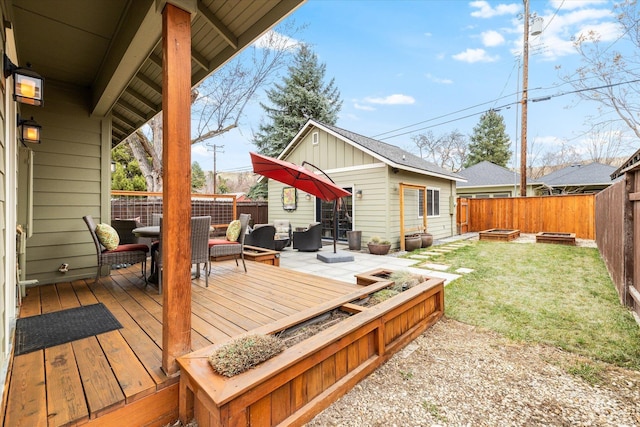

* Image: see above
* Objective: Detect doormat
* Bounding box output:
[15,303,122,356]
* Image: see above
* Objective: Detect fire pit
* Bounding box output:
[479,228,520,242]
[536,232,576,246]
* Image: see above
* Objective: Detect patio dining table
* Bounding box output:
[132,225,160,238]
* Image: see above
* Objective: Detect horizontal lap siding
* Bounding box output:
[26,84,105,284]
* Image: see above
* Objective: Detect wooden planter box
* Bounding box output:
[177,273,444,426]
[536,232,576,246]
[479,228,520,242]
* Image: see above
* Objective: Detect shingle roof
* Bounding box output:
[311,121,464,181]
[457,161,528,187]
[538,162,617,186]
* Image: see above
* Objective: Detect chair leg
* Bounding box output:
[241,252,247,273]
[205,262,209,287]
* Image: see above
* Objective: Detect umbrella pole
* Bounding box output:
[333,200,338,253]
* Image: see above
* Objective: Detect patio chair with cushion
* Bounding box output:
[243,223,276,250]
[292,222,323,251]
[83,215,149,283]
[111,218,143,244]
[209,213,250,276]
[155,216,212,294]
[273,219,292,249]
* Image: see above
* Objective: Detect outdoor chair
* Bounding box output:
[83,215,149,283]
[292,222,323,251]
[209,213,250,276]
[111,218,143,244]
[155,216,212,294]
[244,223,276,250]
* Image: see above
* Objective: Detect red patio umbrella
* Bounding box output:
[250,152,351,253]
[250,152,351,201]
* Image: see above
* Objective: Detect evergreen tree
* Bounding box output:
[465,110,511,168]
[191,161,206,191]
[111,144,147,191]
[253,44,342,157]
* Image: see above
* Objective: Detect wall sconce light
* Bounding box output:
[4,54,44,106]
[305,194,311,201]
[17,115,41,144]
[356,190,363,199]
[111,161,116,173]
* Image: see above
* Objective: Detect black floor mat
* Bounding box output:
[15,303,122,356]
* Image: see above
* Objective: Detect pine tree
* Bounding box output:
[253,44,342,157]
[191,162,206,191]
[465,110,511,168]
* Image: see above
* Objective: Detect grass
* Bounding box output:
[419,241,640,370]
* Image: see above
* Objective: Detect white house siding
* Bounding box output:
[24,83,108,285]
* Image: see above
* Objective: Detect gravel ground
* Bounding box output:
[306,318,640,427]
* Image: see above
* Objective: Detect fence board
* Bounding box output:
[464,194,595,239]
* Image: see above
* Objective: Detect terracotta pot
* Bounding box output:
[420,233,433,248]
[404,235,422,251]
[367,243,391,255]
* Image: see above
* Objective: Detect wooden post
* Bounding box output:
[162,2,192,376]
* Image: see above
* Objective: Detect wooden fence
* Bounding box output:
[462,194,596,239]
[596,175,640,319]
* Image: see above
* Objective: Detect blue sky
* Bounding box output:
[191,0,635,173]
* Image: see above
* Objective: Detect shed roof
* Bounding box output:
[538,162,617,186]
[282,120,465,182]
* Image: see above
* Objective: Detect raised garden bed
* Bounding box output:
[479,228,520,242]
[535,232,576,246]
[177,271,444,426]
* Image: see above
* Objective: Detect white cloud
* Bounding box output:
[363,94,416,105]
[253,30,299,50]
[470,1,520,18]
[481,30,505,47]
[452,48,499,63]
[424,32,432,37]
[192,144,209,158]
[354,103,376,111]
[425,73,453,84]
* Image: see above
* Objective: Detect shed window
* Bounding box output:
[419,188,440,217]
[312,132,319,145]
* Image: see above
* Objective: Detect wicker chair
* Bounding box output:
[83,215,149,283]
[292,222,323,251]
[110,218,142,244]
[156,216,211,294]
[208,213,250,276]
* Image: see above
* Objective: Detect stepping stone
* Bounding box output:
[409,254,431,259]
[424,263,450,271]
[431,248,451,253]
[455,267,474,274]
[421,251,441,256]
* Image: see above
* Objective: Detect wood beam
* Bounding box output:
[197,1,238,49]
[161,2,193,376]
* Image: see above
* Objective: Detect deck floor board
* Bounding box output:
[2,260,360,426]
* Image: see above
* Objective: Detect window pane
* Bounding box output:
[434,190,440,215]
[427,189,433,216]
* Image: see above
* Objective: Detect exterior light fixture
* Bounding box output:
[18,115,41,144]
[305,194,312,201]
[356,190,363,199]
[4,54,44,106]
[111,161,117,173]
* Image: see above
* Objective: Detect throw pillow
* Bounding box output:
[226,220,241,242]
[96,223,120,250]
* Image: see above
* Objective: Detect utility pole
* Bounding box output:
[206,143,224,193]
[520,0,530,197]
[520,0,542,197]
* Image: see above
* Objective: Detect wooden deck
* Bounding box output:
[1,261,361,427]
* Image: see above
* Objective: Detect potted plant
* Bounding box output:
[367,236,391,255]
[404,234,422,251]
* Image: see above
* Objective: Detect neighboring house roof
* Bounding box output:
[457,161,530,188]
[538,162,618,187]
[281,120,465,182]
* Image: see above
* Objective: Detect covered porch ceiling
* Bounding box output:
[7,0,304,147]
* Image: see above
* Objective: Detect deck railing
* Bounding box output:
[111,190,237,229]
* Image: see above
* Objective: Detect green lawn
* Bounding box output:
[418,241,640,370]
